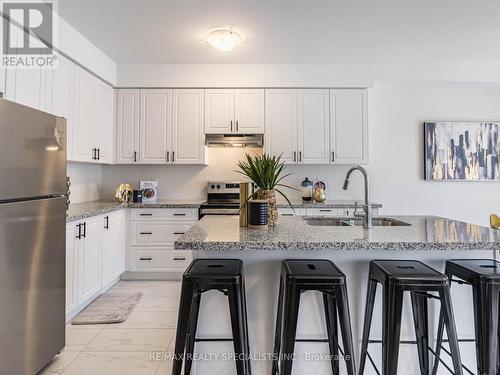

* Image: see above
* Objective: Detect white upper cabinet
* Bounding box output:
[265,89,298,164]
[234,89,265,133]
[73,67,97,162]
[330,89,368,164]
[140,89,172,164]
[298,89,330,164]
[116,89,140,164]
[48,54,75,160]
[73,66,114,163]
[205,89,264,134]
[172,89,206,164]
[204,89,234,134]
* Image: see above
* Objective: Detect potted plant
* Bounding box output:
[237,153,296,225]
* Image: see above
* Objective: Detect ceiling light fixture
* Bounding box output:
[205,28,244,52]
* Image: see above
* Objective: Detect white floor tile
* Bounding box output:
[85,328,175,352]
[134,295,180,312]
[108,310,179,329]
[39,351,79,374]
[65,327,104,352]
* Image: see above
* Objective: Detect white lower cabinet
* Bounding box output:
[66,211,125,321]
[101,210,125,290]
[128,208,197,274]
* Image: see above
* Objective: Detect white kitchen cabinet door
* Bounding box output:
[65,224,78,315]
[234,89,264,134]
[172,89,205,164]
[48,54,75,160]
[265,89,298,164]
[77,216,102,304]
[140,89,172,164]
[330,89,368,164]
[204,89,234,134]
[101,211,125,289]
[297,89,330,164]
[116,89,140,164]
[73,66,98,162]
[94,79,114,164]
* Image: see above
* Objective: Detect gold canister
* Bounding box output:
[239,182,251,227]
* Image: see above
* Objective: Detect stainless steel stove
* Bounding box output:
[199,181,245,218]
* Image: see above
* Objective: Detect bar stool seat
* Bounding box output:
[359,260,463,375]
[433,259,500,375]
[172,259,251,375]
[272,259,356,375]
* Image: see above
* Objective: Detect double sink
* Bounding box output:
[305,217,411,227]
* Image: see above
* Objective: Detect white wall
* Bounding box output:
[67,162,102,203]
[102,82,500,227]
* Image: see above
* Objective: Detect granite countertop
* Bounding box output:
[66,199,205,222]
[174,215,500,251]
[276,200,382,209]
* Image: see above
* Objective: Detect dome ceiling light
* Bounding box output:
[204,28,244,52]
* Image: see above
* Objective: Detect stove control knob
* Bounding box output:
[210,184,215,190]
[216,184,221,189]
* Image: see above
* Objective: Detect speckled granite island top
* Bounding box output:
[66,199,205,222]
[276,199,382,209]
[174,215,500,251]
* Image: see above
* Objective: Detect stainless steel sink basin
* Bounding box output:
[304,218,352,226]
[305,217,411,227]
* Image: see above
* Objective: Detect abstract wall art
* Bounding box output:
[424,122,500,181]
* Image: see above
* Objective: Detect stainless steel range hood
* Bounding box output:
[205,134,264,148]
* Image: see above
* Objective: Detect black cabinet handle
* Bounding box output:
[91,148,96,160]
[281,214,293,217]
[319,209,332,212]
[139,257,152,261]
[293,151,296,162]
[173,213,186,216]
[134,151,137,162]
[82,222,86,238]
[332,151,335,162]
[172,151,175,163]
[139,213,153,216]
[173,257,186,261]
[104,216,109,229]
[166,151,169,162]
[140,232,152,235]
[173,232,185,235]
[236,120,239,132]
[299,151,302,162]
[76,223,81,239]
[230,120,233,132]
[97,148,100,160]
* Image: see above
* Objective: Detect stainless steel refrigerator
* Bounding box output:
[0,99,67,375]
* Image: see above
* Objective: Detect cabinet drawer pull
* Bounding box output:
[173,213,186,216]
[140,213,153,216]
[140,232,152,235]
[319,209,332,212]
[104,215,109,229]
[173,257,186,261]
[139,257,152,261]
[281,213,293,216]
[173,232,185,235]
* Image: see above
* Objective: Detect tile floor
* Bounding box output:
[40,280,181,375]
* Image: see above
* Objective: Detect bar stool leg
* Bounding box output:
[438,287,463,375]
[184,292,201,375]
[280,282,301,375]
[431,266,452,375]
[323,292,339,375]
[410,292,430,375]
[172,280,194,375]
[271,276,285,375]
[472,283,499,375]
[359,278,378,374]
[240,278,252,375]
[382,283,404,375]
[228,283,250,375]
[335,283,357,375]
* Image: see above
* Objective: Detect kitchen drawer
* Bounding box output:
[305,208,344,216]
[130,221,195,246]
[133,249,192,271]
[278,208,306,216]
[130,208,198,221]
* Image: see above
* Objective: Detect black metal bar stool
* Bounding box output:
[359,260,463,375]
[432,259,500,375]
[172,259,251,375]
[271,259,356,375]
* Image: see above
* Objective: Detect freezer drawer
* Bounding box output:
[0,197,66,375]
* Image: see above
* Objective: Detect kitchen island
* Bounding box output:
[174,215,500,375]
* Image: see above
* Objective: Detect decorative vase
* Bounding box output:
[301,177,313,201]
[313,187,326,202]
[256,189,278,226]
